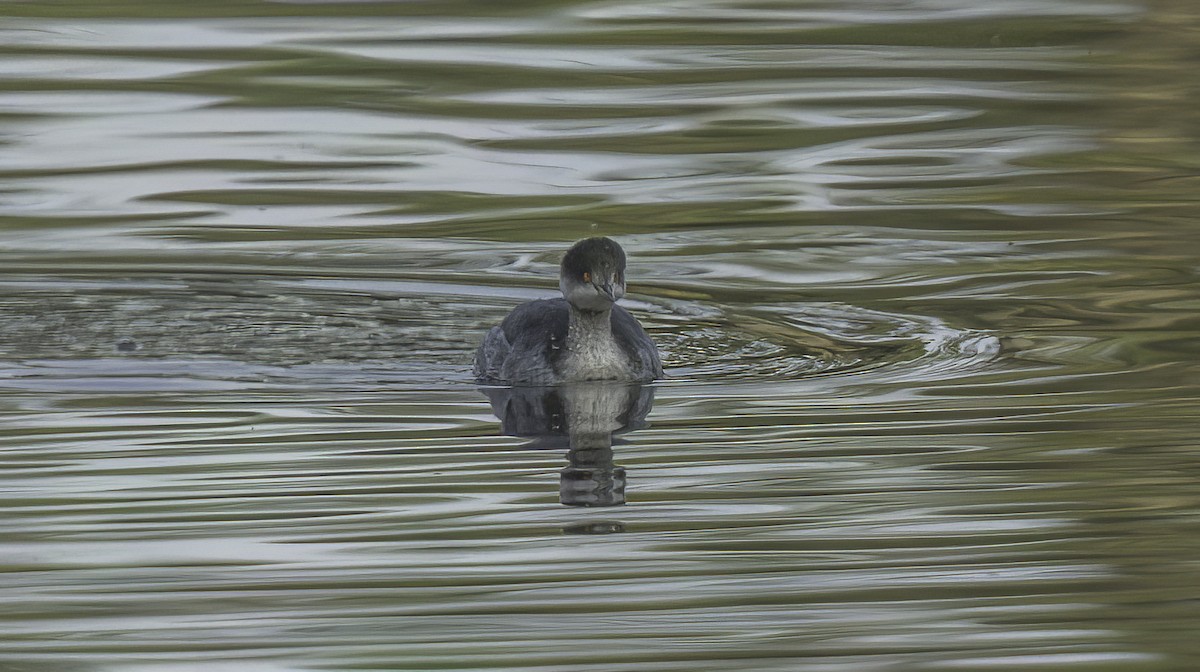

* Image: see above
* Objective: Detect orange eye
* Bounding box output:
[582,271,591,283]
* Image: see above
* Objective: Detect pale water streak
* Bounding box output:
[2,0,1200,670]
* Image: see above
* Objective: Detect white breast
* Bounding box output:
[562,331,632,380]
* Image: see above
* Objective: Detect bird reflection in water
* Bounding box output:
[480,382,654,508]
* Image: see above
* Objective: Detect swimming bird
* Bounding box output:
[474,237,662,385]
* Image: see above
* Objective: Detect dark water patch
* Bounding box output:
[0,268,1000,393]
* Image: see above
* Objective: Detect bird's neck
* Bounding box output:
[564,305,628,380]
[567,305,613,345]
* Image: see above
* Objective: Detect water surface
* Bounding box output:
[2,0,1200,670]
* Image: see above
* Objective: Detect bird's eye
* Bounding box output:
[582,271,591,283]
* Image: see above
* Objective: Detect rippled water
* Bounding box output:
[3,0,1200,670]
